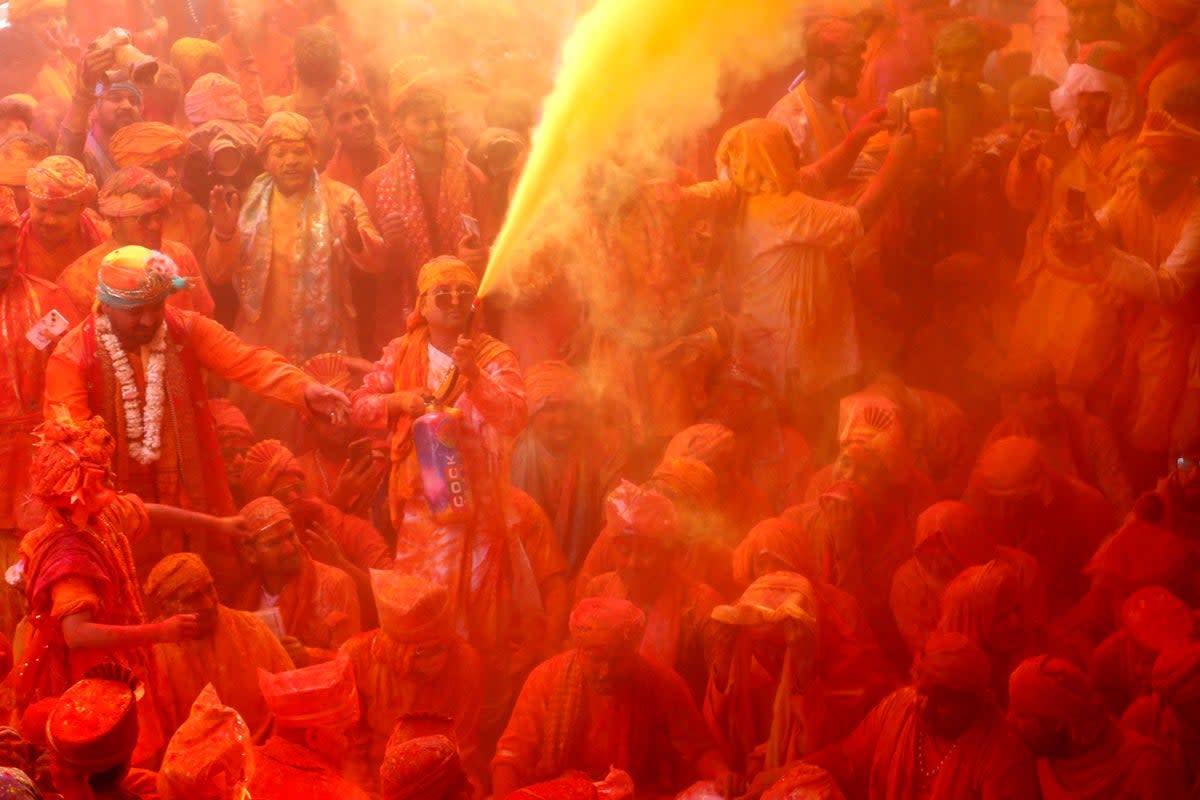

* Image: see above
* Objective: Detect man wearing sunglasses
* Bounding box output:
[57,165,213,316]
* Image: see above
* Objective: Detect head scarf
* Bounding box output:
[238,440,303,501]
[1135,0,1198,25]
[47,668,140,771]
[604,480,678,541]
[715,119,798,195]
[712,571,819,631]
[969,436,1049,498]
[525,360,583,416]
[914,501,996,573]
[914,631,992,694]
[0,769,41,800]
[648,457,719,509]
[380,735,467,800]
[97,166,172,219]
[157,685,253,800]
[29,412,115,506]
[370,571,451,644]
[1120,586,1194,654]
[301,353,356,394]
[143,553,213,614]
[96,245,187,308]
[257,111,317,158]
[109,122,188,169]
[1152,643,1200,711]
[258,652,359,730]
[569,597,646,652]
[407,257,481,331]
[185,74,250,124]
[1138,109,1200,171]
[664,424,737,471]
[0,134,50,187]
[240,496,292,543]
[0,187,18,228]
[169,38,227,88]
[25,155,96,203]
[938,560,1021,649]
[1050,42,1138,142]
[1009,655,1108,735]
[732,517,811,586]
[6,0,65,23]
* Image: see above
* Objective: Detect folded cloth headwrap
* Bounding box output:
[732,516,810,585]
[143,552,212,613]
[380,735,467,800]
[238,439,303,501]
[185,73,249,124]
[1050,42,1139,141]
[240,496,292,541]
[0,135,50,187]
[6,0,65,23]
[938,560,1020,648]
[1009,655,1107,730]
[257,111,317,158]
[524,360,582,416]
[1120,586,1194,653]
[569,597,646,652]
[914,631,992,694]
[648,457,719,507]
[716,119,799,195]
[0,186,18,228]
[259,651,359,729]
[30,412,116,504]
[97,166,172,219]
[26,155,96,203]
[97,245,187,308]
[0,768,42,800]
[969,436,1048,498]
[1135,0,1198,25]
[712,571,819,630]
[1152,642,1200,710]
[108,122,188,169]
[209,398,255,445]
[370,571,452,644]
[915,500,996,571]
[158,685,253,800]
[1138,109,1200,170]
[605,480,678,541]
[664,423,737,470]
[170,37,227,87]
[416,256,479,296]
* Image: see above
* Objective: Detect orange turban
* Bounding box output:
[969,436,1048,497]
[716,119,798,195]
[388,57,443,117]
[238,440,304,501]
[0,134,50,187]
[210,399,255,446]
[732,516,810,585]
[604,480,678,541]
[97,245,187,308]
[30,413,116,506]
[416,256,479,296]
[257,111,316,157]
[1009,656,1107,732]
[664,424,737,470]
[240,496,292,541]
[301,353,356,394]
[157,685,253,800]
[915,500,996,572]
[1138,109,1200,171]
[1120,586,1194,654]
[109,122,188,169]
[143,552,213,613]
[258,652,359,729]
[938,560,1020,647]
[648,456,719,507]
[524,360,582,416]
[1135,0,1198,25]
[170,37,227,87]
[914,631,992,694]
[48,667,140,771]
[26,155,96,203]
[185,73,250,124]
[97,167,172,219]
[569,597,646,652]
[370,571,451,643]
[0,186,17,228]
[6,0,66,23]
[380,735,468,800]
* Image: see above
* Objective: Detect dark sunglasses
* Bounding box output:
[431,286,475,310]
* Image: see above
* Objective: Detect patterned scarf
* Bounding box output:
[236,170,341,363]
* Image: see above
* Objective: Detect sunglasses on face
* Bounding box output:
[430,286,475,310]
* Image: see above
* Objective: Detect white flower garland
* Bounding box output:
[94,314,168,465]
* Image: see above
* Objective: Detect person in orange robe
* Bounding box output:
[230,496,361,667]
[219,0,296,100]
[108,121,213,264]
[341,572,483,792]
[1008,654,1189,798]
[252,652,370,800]
[705,572,895,787]
[0,185,79,640]
[144,552,294,741]
[1121,642,1200,793]
[380,734,473,800]
[492,597,738,799]
[157,684,255,800]
[804,632,1041,800]
[579,481,720,701]
[17,155,107,282]
[43,244,348,578]
[56,166,214,317]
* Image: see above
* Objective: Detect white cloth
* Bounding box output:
[1050,62,1138,145]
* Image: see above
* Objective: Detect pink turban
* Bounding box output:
[604,480,678,541]
[185,73,250,124]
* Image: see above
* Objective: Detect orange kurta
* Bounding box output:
[56,238,215,318]
[17,209,109,282]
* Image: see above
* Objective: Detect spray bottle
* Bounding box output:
[413,297,482,524]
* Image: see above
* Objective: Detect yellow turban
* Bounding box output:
[109,122,188,169]
[257,111,317,157]
[169,37,227,88]
[144,553,213,613]
[7,0,66,23]
[25,155,96,202]
[416,256,479,296]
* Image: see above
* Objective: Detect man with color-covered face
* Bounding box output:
[17,155,108,282]
[58,64,145,187]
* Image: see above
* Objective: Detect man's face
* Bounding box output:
[397,99,448,158]
[248,520,303,578]
[531,398,581,451]
[108,207,166,249]
[265,141,317,195]
[831,447,887,499]
[577,643,636,695]
[1009,707,1070,756]
[917,677,982,740]
[28,196,84,246]
[936,52,985,103]
[1066,0,1117,42]
[164,580,220,638]
[0,227,18,291]
[330,101,376,151]
[1076,91,1111,131]
[393,636,451,681]
[312,414,354,451]
[420,281,475,334]
[828,43,866,98]
[612,535,674,595]
[96,90,142,136]
[103,301,166,348]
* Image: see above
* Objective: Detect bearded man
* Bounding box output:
[17,155,107,282]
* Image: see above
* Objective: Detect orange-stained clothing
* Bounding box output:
[17,209,109,283]
[164,192,213,266]
[152,604,294,740]
[218,30,296,100]
[250,736,370,800]
[1033,726,1187,800]
[56,238,215,318]
[323,139,390,194]
[342,629,483,787]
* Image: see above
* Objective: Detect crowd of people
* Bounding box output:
[0,0,1196,797]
